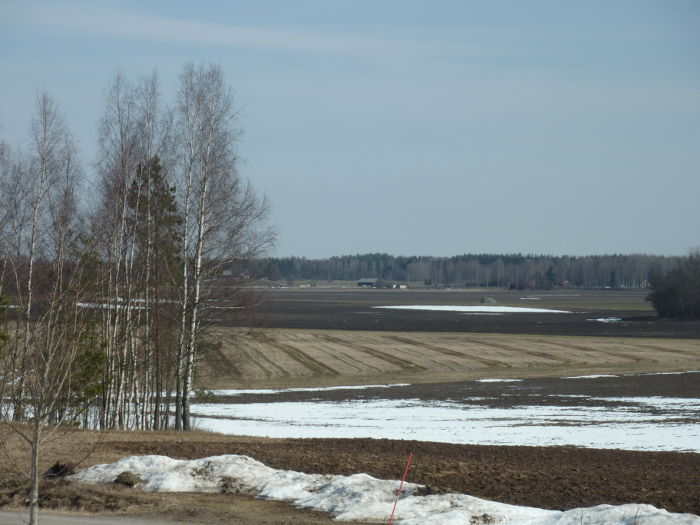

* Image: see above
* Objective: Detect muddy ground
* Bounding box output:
[3,430,698,520]
[94,434,700,515]
[2,425,699,523]
[206,370,700,406]
[226,288,700,338]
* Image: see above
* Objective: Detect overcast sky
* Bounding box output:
[1,1,699,258]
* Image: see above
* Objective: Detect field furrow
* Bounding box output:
[198,328,700,389]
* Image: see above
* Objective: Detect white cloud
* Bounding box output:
[18,2,434,58]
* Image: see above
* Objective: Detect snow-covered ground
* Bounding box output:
[71,454,700,524]
[190,374,700,453]
[191,396,700,452]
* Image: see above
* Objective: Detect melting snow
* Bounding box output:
[209,383,411,396]
[564,374,619,379]
[190,397,700,452]
[375,305,571,313]
[640,371,700,376]
[70,454,700,524]
[476,378,524,383]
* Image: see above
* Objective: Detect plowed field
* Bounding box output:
[200,327,700,389]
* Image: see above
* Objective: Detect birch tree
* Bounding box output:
[92,72,138,429]
[91,71,188,431]
[2,93,73,422]
[174,63,272,430]
[0,93,102,525]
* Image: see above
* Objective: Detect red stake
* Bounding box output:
[388,452,413,524]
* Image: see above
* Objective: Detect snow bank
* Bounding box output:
[71,454,700,524]
[375,305,571,313]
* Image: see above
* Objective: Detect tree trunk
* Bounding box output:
[29,421,40,525]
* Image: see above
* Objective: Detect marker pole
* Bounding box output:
[388,452,413,525]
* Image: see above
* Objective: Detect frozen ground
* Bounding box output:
[191,373,700,453]
[71,454,700,524]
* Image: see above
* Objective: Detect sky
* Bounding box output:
[1,0,699,258]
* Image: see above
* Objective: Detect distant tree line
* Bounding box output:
[246,253,683,289]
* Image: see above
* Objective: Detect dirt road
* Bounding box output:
[0,512,180,525]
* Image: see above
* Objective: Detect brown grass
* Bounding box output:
[0,426,369,524]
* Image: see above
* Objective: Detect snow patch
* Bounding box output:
[210,383,411,396]
[476,378,523,383]
[71,454,700,524]
[375,305,571,314]
[639,371,700,376]
[564,374,619,379]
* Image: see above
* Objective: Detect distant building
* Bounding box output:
[357,278,378,287]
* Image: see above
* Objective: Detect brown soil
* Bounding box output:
[2,427,697,523]
[229,288,700,338]
[103,435,700,516]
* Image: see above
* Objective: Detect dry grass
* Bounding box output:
[0,426,369,524]
[199,327,700,389]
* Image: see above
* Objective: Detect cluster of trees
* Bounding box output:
[647,254,700,320]
[247,253,682,289]
[0,63,271,513]
[1,63,271,523]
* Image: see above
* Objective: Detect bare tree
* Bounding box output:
[0,93,102,525]
[1,93,74,422]
[174,63,272,430]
